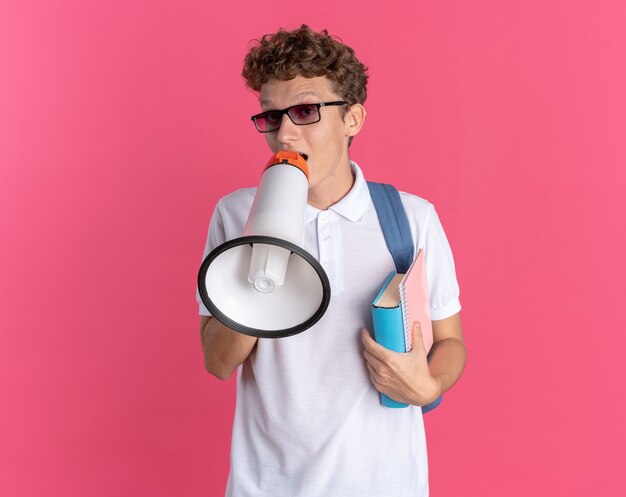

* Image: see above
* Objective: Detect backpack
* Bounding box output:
[367,182,443,414]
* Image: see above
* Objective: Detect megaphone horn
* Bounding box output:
[198,151,331,339]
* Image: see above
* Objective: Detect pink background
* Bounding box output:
[2,1,625,495]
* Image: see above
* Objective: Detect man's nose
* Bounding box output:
[276,114,300,144]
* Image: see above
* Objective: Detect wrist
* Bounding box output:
[421,375,443,406]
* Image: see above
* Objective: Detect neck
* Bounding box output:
[307,161,355,210]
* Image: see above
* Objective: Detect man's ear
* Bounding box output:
[344,104,366,138]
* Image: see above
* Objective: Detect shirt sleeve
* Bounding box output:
[196,202,227,316]
[422,204,462,320]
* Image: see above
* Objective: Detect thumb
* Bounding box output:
[410,321,427,356]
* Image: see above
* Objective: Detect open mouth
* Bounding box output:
[299,152,309,161]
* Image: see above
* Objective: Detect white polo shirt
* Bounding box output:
[198,162,461,497]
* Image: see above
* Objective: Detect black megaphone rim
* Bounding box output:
[197,235,331,339]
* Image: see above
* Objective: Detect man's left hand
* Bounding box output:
[361,322,442,406]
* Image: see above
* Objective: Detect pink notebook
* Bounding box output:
[399,249,433,353]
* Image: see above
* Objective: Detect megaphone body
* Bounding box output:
[198,152,331,338]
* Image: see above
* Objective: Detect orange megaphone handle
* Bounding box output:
[264,151,309,178]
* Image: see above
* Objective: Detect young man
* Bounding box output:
[199,25,466,497]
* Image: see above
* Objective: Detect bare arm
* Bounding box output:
[200,316,258,380]
[428,312,466,395]
[361,312,466,406]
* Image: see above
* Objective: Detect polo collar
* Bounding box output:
[305,161,370,223]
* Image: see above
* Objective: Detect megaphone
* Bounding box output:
[198,151,331,339]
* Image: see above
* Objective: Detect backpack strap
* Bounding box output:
[367,181,442,415]
[366,182,414,274]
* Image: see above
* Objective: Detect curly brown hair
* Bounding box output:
[242,25,368,105]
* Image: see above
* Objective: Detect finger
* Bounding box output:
[365,362,383,389]
[363,349,385,371]
[361,329,391,359]
[413,321,422,336]
[410,321,427,356]
[361,328,378,351]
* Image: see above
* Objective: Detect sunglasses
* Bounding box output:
[251,101,348,133]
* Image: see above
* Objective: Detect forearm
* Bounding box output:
[200,317,258,380]
[428,337,467,396]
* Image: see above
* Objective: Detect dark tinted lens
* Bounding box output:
[288,104,320,124]
[255,111,282,132]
